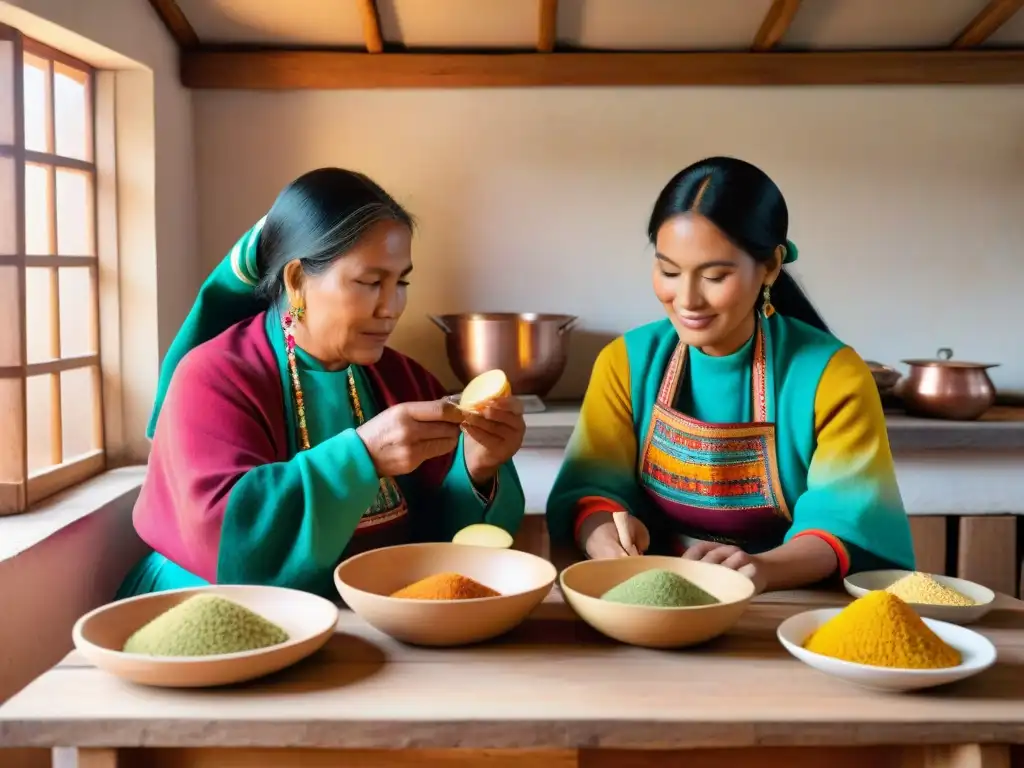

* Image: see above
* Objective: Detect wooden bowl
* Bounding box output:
[559,556,756,649]
[843,570,995,625]
[72,585,340,688]
[334,542,557,646]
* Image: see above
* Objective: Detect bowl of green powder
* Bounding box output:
[559,556,756,649]
[843,569,995,625]
[72,585,340,687]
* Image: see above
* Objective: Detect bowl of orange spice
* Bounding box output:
[334,542,557,646]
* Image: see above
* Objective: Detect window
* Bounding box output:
[1,25,104,515]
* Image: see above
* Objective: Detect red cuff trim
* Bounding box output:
[573,496,627,542]
[793,529,851,578]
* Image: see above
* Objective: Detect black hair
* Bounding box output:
[647,156,827,333]
[255,167,414,303]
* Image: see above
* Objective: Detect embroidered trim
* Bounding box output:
[639,404,791,520]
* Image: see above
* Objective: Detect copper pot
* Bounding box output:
[899,347,999,421]
[429,312,577,397]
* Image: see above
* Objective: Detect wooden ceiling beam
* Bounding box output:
[752,0,803,52]
[538,0,558,53]
[180,50,1024,89]
[357,0,384,54]
[147,0,199,49]
[951,0,1024,48]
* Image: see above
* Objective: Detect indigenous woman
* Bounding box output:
[118,168,527,599]
[546,156,914,591]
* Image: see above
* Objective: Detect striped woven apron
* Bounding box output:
[638,322,791,554]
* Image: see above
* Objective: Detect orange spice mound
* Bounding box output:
[389,572,501,600]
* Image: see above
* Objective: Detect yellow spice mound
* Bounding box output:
[803,590,961,670]
[885,572,975,607]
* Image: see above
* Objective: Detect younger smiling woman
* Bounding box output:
[546,156,914,592]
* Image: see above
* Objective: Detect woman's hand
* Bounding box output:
[460,397,526,485]
[681,540,765,593]
[579,512,651,560]
[356,400,464,477]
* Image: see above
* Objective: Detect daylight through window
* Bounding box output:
[0,27,104,515]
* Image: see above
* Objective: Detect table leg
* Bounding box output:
[75,748,120,768]
[916,744,1010,768]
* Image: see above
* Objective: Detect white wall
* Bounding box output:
[193,86,1024,398]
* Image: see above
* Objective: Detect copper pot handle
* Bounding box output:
[428,315,452,333]
[938,347,953,360]
[558,317,579,335]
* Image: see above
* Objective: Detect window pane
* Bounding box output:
[26,267,55,364]
[0,39,14,145]
[0,265,19,368]
[25,162,52,256]
[54,63,89,161]
[59,266,94,357]
[56,168,92,256]
[0,155,14,254]
[23,53,49,153]
[27,374,55,474]
[61,366,98,460]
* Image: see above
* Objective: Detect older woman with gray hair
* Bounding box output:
[118,168,526,599]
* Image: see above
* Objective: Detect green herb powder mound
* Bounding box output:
[600,569,720,607]
[122,594,290,657]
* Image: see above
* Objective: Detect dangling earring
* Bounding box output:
[761,283,775,318]
[288,296,306,324]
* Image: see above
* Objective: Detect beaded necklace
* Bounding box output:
[282,313,401,508]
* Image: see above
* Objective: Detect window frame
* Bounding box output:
[0,25,106,515]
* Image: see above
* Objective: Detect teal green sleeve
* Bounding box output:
[784,347,915,576]
[430,437,526,540]
[217,428,380,597]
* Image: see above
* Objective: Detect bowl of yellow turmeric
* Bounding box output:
[333,542,557,646]
[843,569,995,624]
[777,591,997,692]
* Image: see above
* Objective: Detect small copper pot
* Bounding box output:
[899,348,999,421]
[429,312,578,397]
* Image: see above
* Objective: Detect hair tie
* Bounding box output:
[783,239,799,264]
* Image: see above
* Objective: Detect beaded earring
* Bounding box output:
[761,283,775,318]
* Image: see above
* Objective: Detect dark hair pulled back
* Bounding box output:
[255,167,413,303]
[647,156,827,333]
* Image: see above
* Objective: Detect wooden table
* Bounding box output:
[3,589,1024,768]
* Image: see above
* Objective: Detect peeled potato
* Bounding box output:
[459,369,511,411]
[453,523,514,549]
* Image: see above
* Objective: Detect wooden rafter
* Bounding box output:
[951,0,1024,49]
[180,50,1024,89]
[538,0,558,53]
[752,0,803,51]
[358,0,385,54]
[147,0,199,49]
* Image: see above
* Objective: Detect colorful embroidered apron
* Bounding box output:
[638,321,791,554]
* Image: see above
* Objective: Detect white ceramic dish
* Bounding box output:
[777,607,997,692]
[72,584,339,688]
[843,569,995,624]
